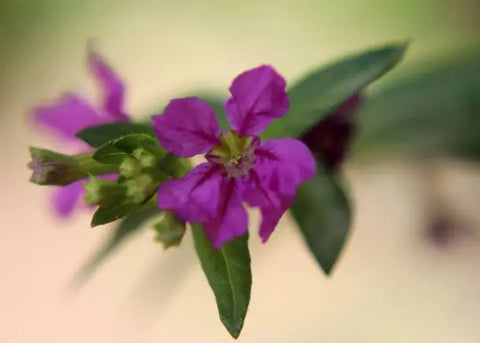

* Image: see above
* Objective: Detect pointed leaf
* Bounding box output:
[263,43,407,139]
[93,133,168,168]
[92,140,128,164]
[192,224,251,338]
[91,201,142,227]
[290,163,351,275]
[76,122,155,147]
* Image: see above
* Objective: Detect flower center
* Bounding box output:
[206,130,258,178]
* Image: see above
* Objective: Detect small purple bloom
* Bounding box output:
[33,49,130,217]
[152,65,316,248]
[301,94,362,171]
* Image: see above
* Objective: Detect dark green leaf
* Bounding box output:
[263,43,407,139]
[192,224,251,338]
[92,141,128,164]
[291,163,352,275]
[354,53,480,160]
[73,206,160,285]
[91,201,142,227]
[93,133,165,165]
[114,133,161,154]
[76,122,155,148]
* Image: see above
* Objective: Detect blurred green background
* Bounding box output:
[1,1,479,342]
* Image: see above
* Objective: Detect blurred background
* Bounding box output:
[1,0,479,342]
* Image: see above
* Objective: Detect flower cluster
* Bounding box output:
[31,53,316,248]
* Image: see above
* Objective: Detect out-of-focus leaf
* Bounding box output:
[73,206,161,285]
[192,224,251,338]
[354,53,480,160]
[76,122,155,147]
[263,43,407,139]
[290,163,352,275]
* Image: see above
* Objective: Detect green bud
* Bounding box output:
[119,156,142,178]
[125,174,157,203]
[28,147,116,185]
[152,211,186,249]
[159,154,192,178]
[83,175,126,206]
[132,148,158,168]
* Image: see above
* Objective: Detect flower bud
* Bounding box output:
[301,94,362,171]
[132,148,158,168]
[119,156,142,178]
[152,211,186,249]
[83,175,125,206]
[28,147,116,185]
[125,174,157,203]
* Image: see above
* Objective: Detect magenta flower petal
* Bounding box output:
[34,94,104,141]
[241,170,294,242]
[255,138,316,195]
[257,193,295,242]
[224,65,289,136]
[52,180,86,217]
[204,179,248,249]
[152,97,221,157]
[88,50,129,121]
[158,163,222,222]
[241,138,315,242]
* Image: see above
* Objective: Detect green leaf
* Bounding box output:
[91,201,142,227]
[92,141,128,164]
[354,52,480,160]
[192,224,251,338]
[73,206,161,285]
[262,43,408,139]
[93,133,165,165]
[114,133,161,154]
[76,122,156,148]
[290,163,352,275]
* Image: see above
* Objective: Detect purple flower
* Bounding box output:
[301,94,362,171]
[152,65,316,248]
[33,50,130,217]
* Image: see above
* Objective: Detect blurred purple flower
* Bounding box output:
[152,65,316,248]
[301,94,362,171]
[33,50,130,217]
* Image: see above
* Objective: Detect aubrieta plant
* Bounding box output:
[28,43,407,338]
